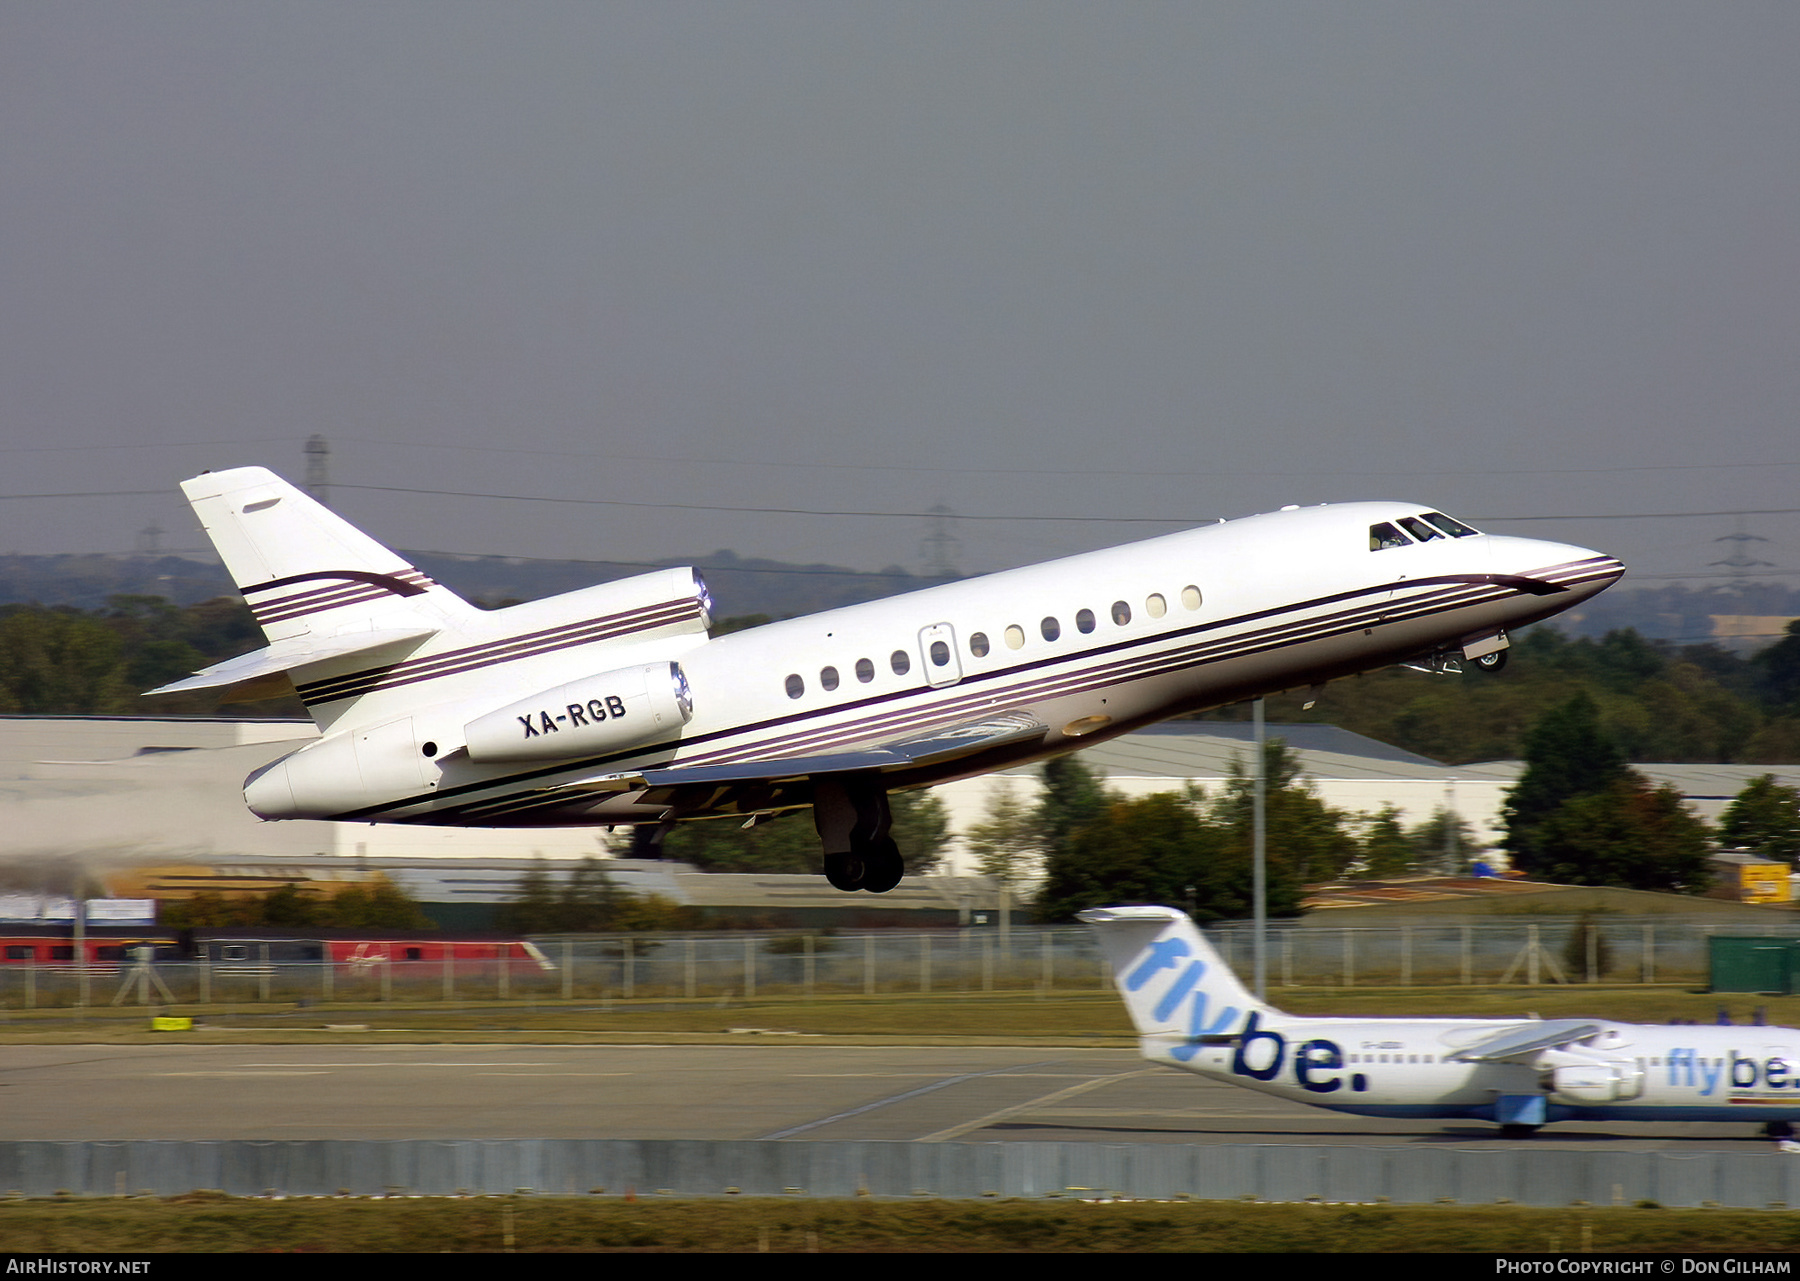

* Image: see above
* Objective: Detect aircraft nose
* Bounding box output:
[1490,534,1625,602]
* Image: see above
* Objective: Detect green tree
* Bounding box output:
[1503,692,1631,873]
[495,858,559,932]
[1355,805,1418,879]
[888,789,949,875]
[553,856,631,931]
[1528,778,1714,893]
[1035,792,1231,921]
[1755,620,1800,710]
[324,876,434,930]
[0,607,132,713]
[1406,806,1485,875]
[1717,775,1800,861]
[1035,755,1114,865]
[1207,739,1359,886]
[259,883,323,927]
[658,788,948,876]
[494,857,698,933]
[963,782,1042,887]
[659,810,820,873]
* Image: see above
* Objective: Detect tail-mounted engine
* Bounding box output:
[464,661,694,763]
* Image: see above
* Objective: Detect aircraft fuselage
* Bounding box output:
[246,501,1620,830]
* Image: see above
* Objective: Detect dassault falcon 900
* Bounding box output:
[152,468,1622,893]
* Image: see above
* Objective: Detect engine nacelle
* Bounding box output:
[1548,1059,1644,1103]
[464,661,693,763]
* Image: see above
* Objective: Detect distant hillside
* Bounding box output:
[1558,582,1800,650]
[0,554,235,610]
[0,550,953,622]
[5,550,1794,645]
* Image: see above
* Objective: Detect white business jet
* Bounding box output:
[154,468,1620,894]
[1083,905,1800,1137]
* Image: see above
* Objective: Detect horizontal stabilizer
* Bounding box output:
[144,626,437,697]
[1445,1020,1604,1063]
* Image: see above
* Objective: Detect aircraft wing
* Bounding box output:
[1445,1020,1605,1063]
[573,712,1049,791]
[143,626,437,698]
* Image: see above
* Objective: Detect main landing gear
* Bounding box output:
[813,772,904,894]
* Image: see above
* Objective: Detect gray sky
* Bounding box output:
[3,3,1798,588]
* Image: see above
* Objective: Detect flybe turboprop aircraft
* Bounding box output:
[154,467,1621,894]
[1083,906,1800,1137]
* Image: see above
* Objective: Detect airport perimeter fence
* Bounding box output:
[0,916,1790,1008]
[9,1137,1800,1207]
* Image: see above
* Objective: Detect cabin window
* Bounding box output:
[405,947,422,960]
[4,946,32,959]
[221,945,248,961]
[1004,625,1026,650]
[929,640,950,667]
[784,674,804,699]
[1146,593,1167,619]
[855,658,875,683]
[820,666,840,692]
[890,649,910,676]
[1111,601,1131,626]
[969,632,990,657]
[1399,516,1443,543]
[1422,511,1480,537]
[1181,585,1202,610]
[1369,522,1411,550]
[1040,616,1060,642]
[1076,608,1096,634]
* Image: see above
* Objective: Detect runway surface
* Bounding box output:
[0,1044,1778,1150]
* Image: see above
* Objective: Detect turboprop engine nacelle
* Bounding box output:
[463,661,694,763]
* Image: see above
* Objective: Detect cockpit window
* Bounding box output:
[1422,511,1480,537]
[1369,522,1411,551]
[1399,516,1444,543]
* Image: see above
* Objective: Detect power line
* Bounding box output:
[11,482,1800,528]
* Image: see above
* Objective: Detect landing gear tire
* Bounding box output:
[1474,649,1508,672]
[861,838,904,894]
[824,852,868,891]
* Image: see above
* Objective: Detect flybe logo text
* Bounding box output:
[1232,1011,1371,1094]
[1666,1048,1800,1096]
[1123,934,1241,1061]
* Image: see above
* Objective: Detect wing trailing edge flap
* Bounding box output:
[1445,1020,1605,1063]
[143,625,437,699]
[570,711,1050,793]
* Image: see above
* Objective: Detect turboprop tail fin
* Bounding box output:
[1079,906,1275,1044]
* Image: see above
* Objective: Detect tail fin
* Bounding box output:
[182,467,474,642]
[148,467,473,712]
[1079,906,1275,1051]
